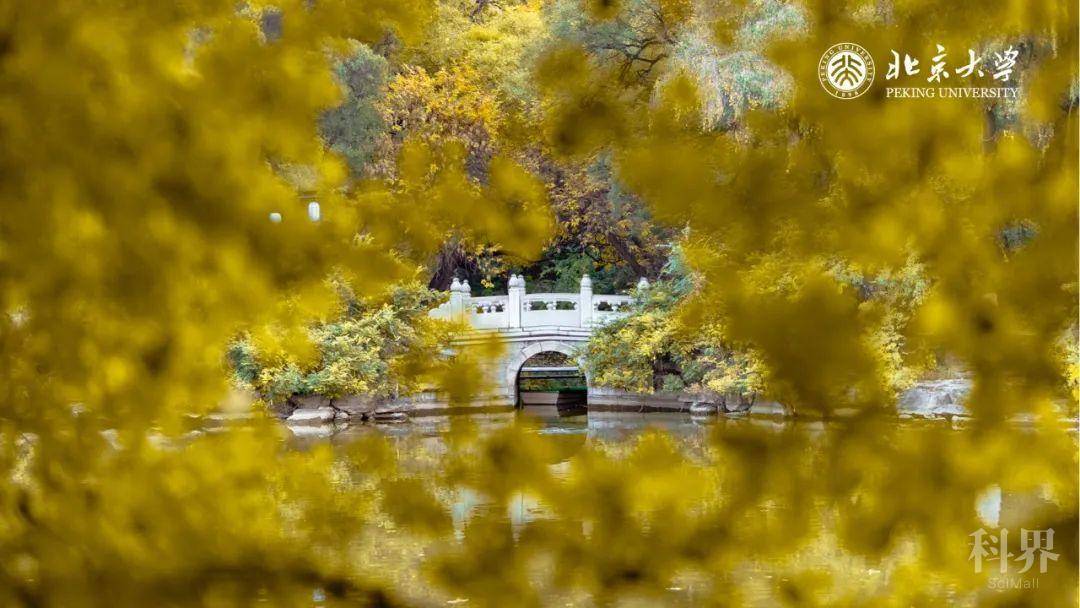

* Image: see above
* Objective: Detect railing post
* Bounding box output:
[507,274,524,328]
[461,280,472,322]
[579,274,593,327]
[449,278,465,320]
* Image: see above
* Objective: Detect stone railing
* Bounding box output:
[429,274,646,330]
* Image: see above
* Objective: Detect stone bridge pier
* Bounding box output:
[456,331,591,406]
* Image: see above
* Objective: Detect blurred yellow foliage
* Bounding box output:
[0,0,1076,606]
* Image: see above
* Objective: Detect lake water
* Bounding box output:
[283,409,1075,607]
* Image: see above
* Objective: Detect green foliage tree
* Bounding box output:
[319,42,390,177]
[546,0,691,87]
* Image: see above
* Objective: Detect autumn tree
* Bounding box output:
[319,42,390,177]
[523,155,674,291]
[546,0,692,86]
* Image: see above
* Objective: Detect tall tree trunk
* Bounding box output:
[428,239,475,291]
[605,230,648,278]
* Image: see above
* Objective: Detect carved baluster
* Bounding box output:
[449,278,464,319]
[579,275,592,326]
[507,275,523,328]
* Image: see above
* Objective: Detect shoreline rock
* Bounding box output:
[268,377,1075,426]
[372,410,409,424]
[897,378,972,418]
[285,407,338,426]
[689,402,719,416]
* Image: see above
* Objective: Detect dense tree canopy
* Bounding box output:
[319,43,389,177]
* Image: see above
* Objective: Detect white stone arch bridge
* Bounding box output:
[428,274,645,406]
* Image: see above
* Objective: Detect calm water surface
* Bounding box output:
[283,409,1070,607]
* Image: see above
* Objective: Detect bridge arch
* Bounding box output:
[504,340,589,392]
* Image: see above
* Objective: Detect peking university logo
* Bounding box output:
[819,43,875,99]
